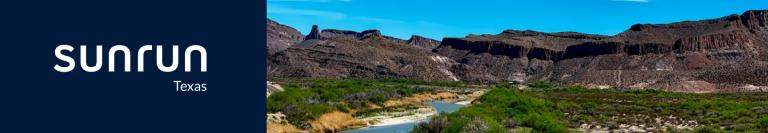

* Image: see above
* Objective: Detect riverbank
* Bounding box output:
[329,90,484,133]
[343,101,470,133]
[268,90,484,133]
[267,96,478,133]
[360,107,435,127]
[356,90,484,129]
[266,79,489,133]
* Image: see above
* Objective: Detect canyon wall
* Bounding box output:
[268,10,768,92]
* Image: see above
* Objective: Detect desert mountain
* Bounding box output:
[267,10,768,92]
[267,21,457,81]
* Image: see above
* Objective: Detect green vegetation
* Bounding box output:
[413,84,569,133]
[269,79,768,132]
[266,78,464,129]
[529,83,768,132]
[414,81,768,133]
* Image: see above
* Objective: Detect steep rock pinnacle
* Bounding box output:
[306,25,321,40]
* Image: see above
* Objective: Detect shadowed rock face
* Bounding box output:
[268,25,455,81]
[267,19,303,54]
[408,35,441,49]
[434,10,768,91]
[319,29,407,43]
[741,10,768,31]
[267,10,768,92]
[306,25,321,40]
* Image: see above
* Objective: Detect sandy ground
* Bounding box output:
[362,107,437,127]
[454,100,472,105]
[360,90,485,128]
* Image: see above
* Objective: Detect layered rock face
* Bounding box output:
[408,35,441,49]
[268,25,456,81]
[267,19,304,54]
[741,10,768,32]
[267,10,768,92]
[434,10,768,92]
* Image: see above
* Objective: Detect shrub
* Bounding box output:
[757,117,768,129]
[413,89,568,133]
[527,81,556,89]
[267,78,448,130]
[695,126,727,133]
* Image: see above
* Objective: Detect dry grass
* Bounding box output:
[309,111,366,133]
[383,92,459,107]
[267,122,306,133]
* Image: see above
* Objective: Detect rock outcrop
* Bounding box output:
[268,24,456,81]
[432,10,768,91]
[741,10,768,31]
[305,25,321,40]
[266,81,284,97]
[320,29,407,43]
[267,10,768,92]
[408,35,441,49]
[267,19,303,54]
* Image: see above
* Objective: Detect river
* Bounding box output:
[342,101,466,133]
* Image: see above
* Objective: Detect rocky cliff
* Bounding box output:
[408,35,441,49]
[267,10,768,92]
[433,10,768,92]
[267,19,303,54]
[267,24,456,81]
[305,25,321,40]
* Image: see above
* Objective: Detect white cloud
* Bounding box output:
[612,0,648,3]
[267,6,346,20]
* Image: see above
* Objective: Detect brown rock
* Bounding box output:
[267,19,304,54]
[408,35,441,49]
[306,25,321,40]
[267,10,768,92]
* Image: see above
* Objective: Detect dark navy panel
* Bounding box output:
[0,1,265,132]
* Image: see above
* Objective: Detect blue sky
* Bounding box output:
[268,0,768,39]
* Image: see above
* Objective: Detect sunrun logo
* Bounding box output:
[54,45,207,73]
